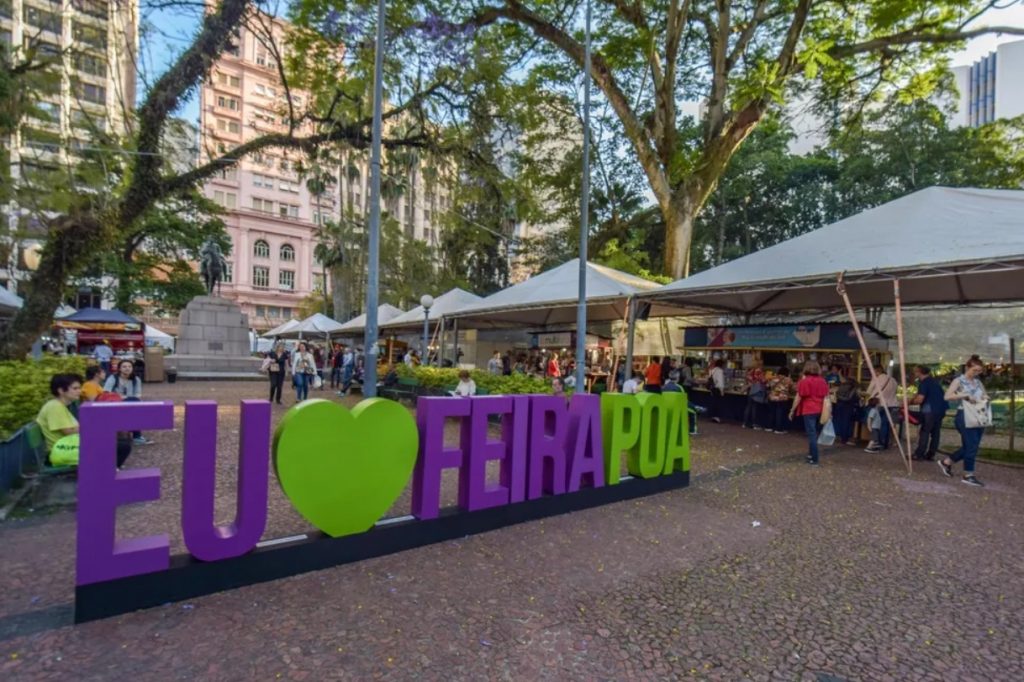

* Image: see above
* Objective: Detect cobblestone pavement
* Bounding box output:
[1,382,1021,680]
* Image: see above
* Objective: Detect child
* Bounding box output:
[81,365,106,402]
[622,372,642,394]
[864,398,883,453]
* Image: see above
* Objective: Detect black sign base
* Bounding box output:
[75,471,689,623]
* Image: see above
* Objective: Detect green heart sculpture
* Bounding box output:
[272,398,419,537]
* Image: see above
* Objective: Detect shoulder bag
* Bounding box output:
[963,398,993,429]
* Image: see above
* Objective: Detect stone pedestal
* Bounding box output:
[166,296,262,379]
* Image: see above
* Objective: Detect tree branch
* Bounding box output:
[830,25,1024,59]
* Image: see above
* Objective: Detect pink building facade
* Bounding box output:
[199,18,337,331]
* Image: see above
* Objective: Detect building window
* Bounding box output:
[25,5,61,33]
[312,273,325,293]
[252,266,270,289]
[212,190,237,209]
[252,198,274,214]
[70,109,106,132]
[72,0,108,19]
[278,203,299,219]
[253,173,275,189]
[279,244,295,262]
[74,53,106,78]
[255,305,266,317]
[281,307,293,318]
[34,101,60,122]
[216,166,238,182]
[254,83,277,97]
[216,95,239,111]
[279,180,300,193]
[278,269,295,290]
[222,261,233,283]
[74,81,107,105]
[217,118,241,134]
[216,72,241,88]
[255,50,268,67]
[253,239,270,259]
[73,22,107,49]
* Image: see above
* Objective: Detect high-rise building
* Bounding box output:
[950,39,1024,128]
[200,15,454,330]
[1,0,139,299]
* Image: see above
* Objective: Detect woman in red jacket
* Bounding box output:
[790,361,830,466]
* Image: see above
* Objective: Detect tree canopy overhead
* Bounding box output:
[406,0,1023,277]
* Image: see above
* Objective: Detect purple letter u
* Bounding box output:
[182,400,271,561]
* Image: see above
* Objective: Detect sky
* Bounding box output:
[141,2,1024,127]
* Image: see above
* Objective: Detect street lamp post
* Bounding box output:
[575,0,593,394]
[363,0,387,397]
[420,294,434,365]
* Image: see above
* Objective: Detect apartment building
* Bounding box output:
[201,15,456,330]
[949,39,1024,128]
[1,0,138,300]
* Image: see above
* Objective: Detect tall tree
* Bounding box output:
[0,0,441,358]
[437,0,1024,277]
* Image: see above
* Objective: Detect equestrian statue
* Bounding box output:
[199,238,227,296]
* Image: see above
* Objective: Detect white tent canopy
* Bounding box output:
[381,288,482,331]
[336,304,406,335]
[640,187,1024,314]
[0,288,23,315]
[54,304,77,319]
[449,259,667,327]
[262,318,300,338]
[145,324,175,351]
[275,313,346,339]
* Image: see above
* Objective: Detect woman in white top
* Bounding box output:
[937,357,988,487]
[291,342,316,402]
[451,370,476,397]
[104,359,152,445]
[709,359,726,424]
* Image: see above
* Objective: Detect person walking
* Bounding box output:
[265,342,289,405]
[104,359,152,444]
[790,361,830,465]
[938,357,988,487]
[742,363,768,430]
[291,342,316,402]
[767,366,794,434]
[644,357,663,393]
[911,365,946,461]
[329,344,343,389]
[94,340,114,376]
[709,359,726,423]
[339,345,355,395]
[488,351,503,375]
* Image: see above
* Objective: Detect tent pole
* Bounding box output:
[574,0,592,394]
[837,274,911,473]
[624,297,637,385]
[892,279,913,475]
[451,318,459,367]
[1010,338,1017,453]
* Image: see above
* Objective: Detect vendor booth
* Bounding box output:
[54,308,145,355]
[682,322,891,422]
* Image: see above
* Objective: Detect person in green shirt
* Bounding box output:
[37,374,83,453]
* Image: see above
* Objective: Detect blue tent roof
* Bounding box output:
[60,308,142,325]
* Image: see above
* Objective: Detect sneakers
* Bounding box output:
[133,436,153,446]
[936,459,953,478]
[864,445,881,453]
[961,475,984,487]
[752,426,763,431]
[711,417,722,424]
[774,430,787,435]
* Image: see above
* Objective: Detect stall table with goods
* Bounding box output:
[682,323,891,429]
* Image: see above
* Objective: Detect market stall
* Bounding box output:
[681,322,890,423]
[54,308,146,356]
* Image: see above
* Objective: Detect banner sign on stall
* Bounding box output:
[74,392,690,622]
[706,325,821,348]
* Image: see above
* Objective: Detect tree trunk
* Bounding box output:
[0,213,106,359]
[330,264,348,321]
[663,196,697,280]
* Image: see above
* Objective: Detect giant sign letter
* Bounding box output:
[600,394,641,485]
[182,401,271,561]
[565,394,605,492]
[527,396,569,498]
[77,401,174,585]
[412,397,472,519]
[463,396,513,511]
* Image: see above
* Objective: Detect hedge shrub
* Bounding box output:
[0,356,88,439]
[395,365,554,395]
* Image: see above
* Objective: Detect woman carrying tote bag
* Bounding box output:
[938,357,990,487]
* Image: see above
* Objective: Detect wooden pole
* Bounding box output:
[1010,338,1017,452]
[837,274,911,473]
[892,279,913,474]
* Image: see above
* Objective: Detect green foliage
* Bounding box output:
[0,356,88,440]
[395,364,553,394]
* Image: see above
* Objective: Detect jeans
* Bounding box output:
[330,366,342,388]
[295,372,310,402]
[803,413,822,463]
[770,401,790,432]
[833,401,856,443]
[913,411,943,460]
[951,410,983,473]
[710,388,725,420]
[644,384,662,393]
[743,398,766,428]
[268,371,284,403]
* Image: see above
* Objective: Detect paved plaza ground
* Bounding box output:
[1,381,1022,680]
